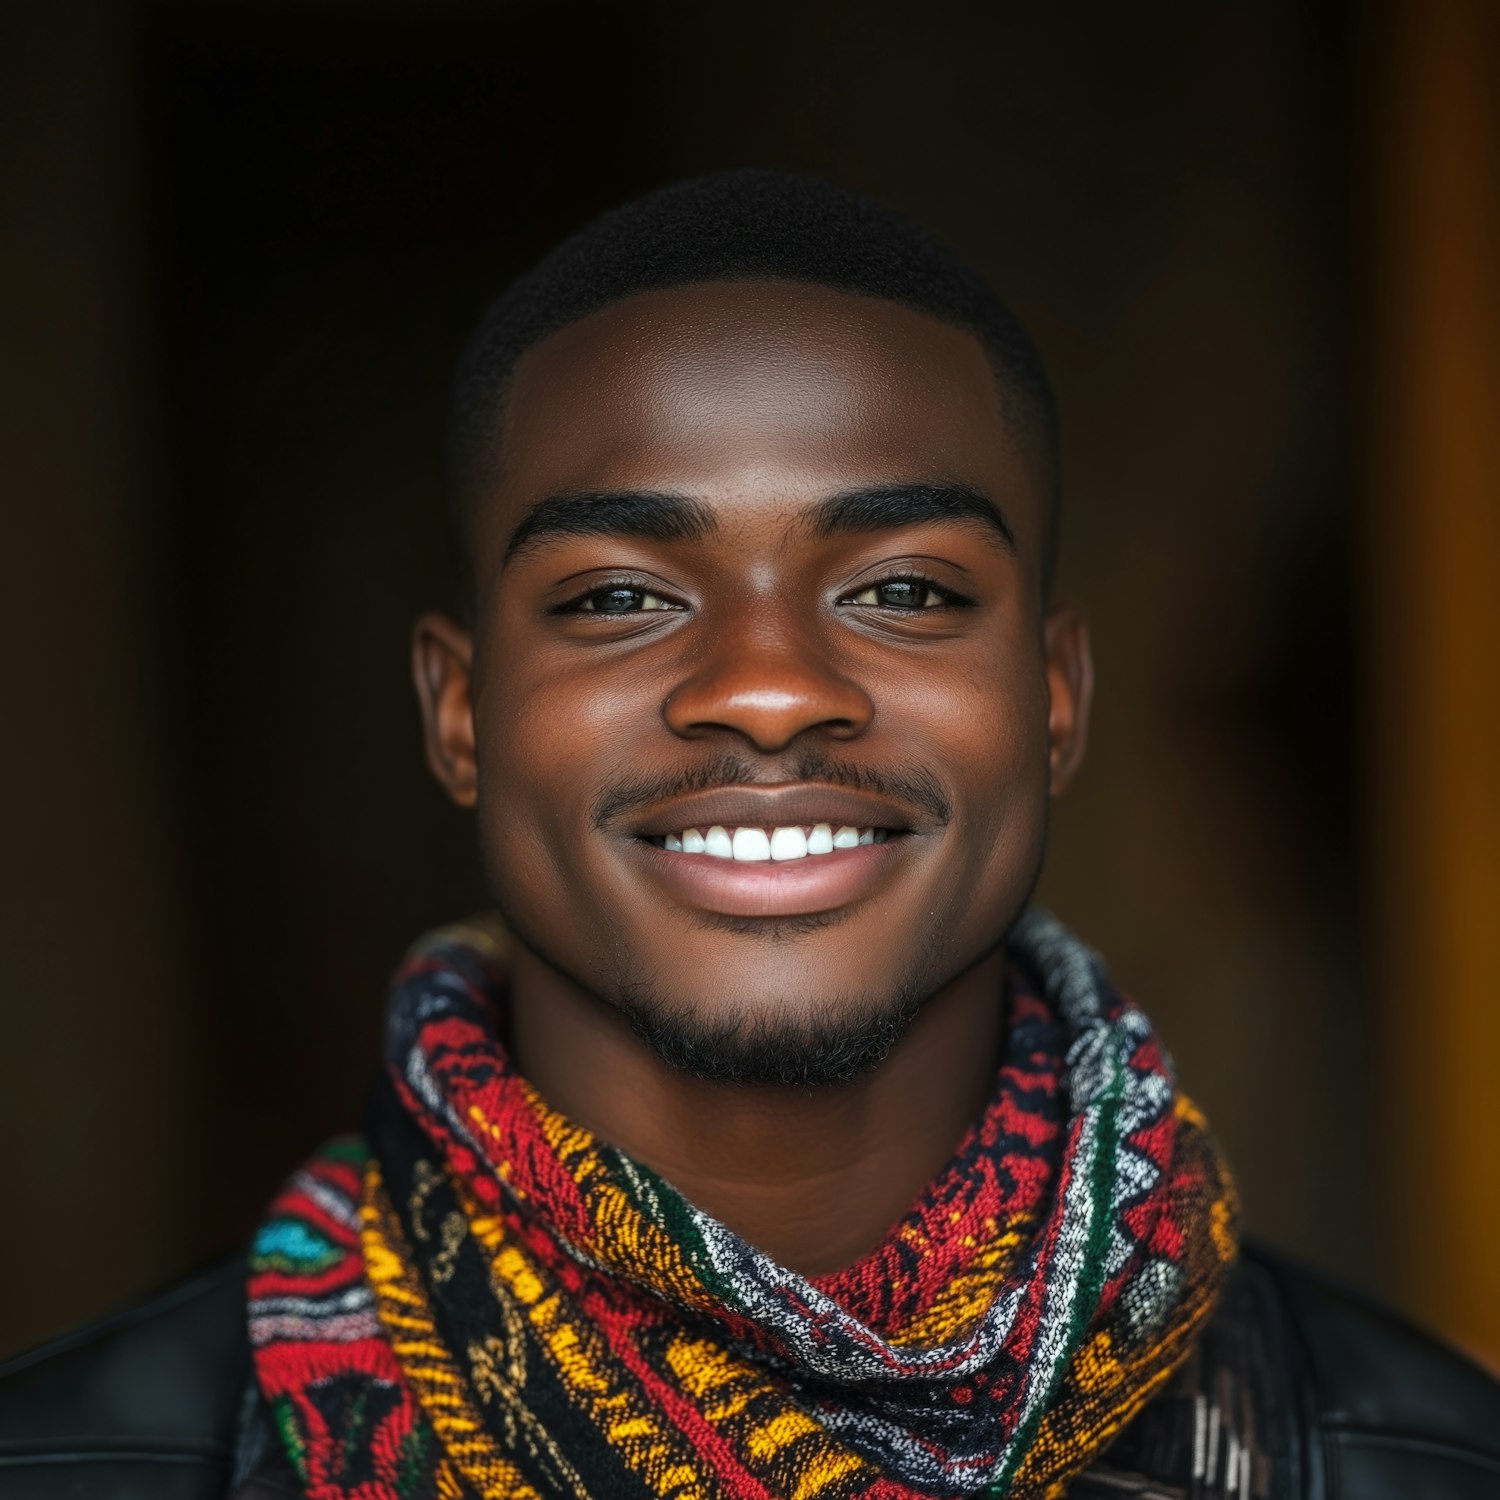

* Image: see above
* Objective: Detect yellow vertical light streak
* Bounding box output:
[1367,0,1500,1365]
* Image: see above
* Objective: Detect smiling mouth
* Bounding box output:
[646,823,894,861]
[633,817,907,919]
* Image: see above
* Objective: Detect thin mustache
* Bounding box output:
[590,749,953,829]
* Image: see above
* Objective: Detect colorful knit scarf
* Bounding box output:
[248,909,1238,1499]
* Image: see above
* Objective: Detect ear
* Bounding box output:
[1042,604,1094,796]
[411,612,478,808]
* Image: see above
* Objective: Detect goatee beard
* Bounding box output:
[613,976,929,1088]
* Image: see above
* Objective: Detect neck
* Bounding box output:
[507,948,1007,1277]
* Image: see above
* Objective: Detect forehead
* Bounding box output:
[485,279,1040,555]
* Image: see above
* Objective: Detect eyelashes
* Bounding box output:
[562,583,682,615]
[838,575,970,610]
[552,571,975,617]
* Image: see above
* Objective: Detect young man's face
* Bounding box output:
[417,280,1091,1078]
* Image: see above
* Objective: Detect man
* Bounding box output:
[2,171,1497,1498]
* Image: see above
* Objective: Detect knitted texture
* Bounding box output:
[248,910,1238,1498]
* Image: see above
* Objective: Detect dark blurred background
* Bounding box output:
[2,0,1496,1366]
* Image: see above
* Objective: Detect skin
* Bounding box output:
[412,280,1092,1274]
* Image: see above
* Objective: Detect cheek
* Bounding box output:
[887,641,1051,895]
[893,636,1049,796]
[471,645,654,884]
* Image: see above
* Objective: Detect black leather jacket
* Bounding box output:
[2,1243,1497,1498]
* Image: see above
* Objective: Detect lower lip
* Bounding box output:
[632,839,904,918]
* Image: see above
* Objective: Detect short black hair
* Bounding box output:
[447,169,1060,588]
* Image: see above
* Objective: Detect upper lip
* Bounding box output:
[628,784,926,839]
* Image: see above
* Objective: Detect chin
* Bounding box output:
[619,985,926,1088]
[608,963,933,1088]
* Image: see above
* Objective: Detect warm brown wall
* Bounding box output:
[2,0,1441,1360]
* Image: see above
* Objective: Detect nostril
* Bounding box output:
[662,667,875,751]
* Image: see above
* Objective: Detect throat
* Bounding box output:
[506,947,1007,1278]
[643,1117,962,1277]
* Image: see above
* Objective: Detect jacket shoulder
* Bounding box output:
[0,1254,252,1499]
[1248,1242,1500,1497]
[1076,1241,1500,1500]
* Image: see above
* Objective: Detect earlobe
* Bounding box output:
[1043,605,1094,796]
[411,612,479,808]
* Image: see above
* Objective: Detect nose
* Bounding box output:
[662,615,875,752]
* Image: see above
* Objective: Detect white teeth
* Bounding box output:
[660,823,887,858]
[731,827,772,861]
[769,826,808,861]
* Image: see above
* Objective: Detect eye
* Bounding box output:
[566,584,681,614]
[841,576,962,610]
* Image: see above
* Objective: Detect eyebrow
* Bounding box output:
[801,483,1016,553]
[501,490,717,569]
[499,481,1015,570]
